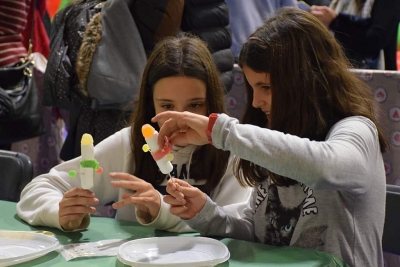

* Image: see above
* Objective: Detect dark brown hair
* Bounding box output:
[128,36,230,194]
[235,7,387,187]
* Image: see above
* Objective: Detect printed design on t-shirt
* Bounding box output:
[292,225,328,249]
[170,163,188,179]
[264,184,302,245]
[301,184,318,216]
[255,183,268,210]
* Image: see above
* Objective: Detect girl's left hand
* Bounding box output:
[109,172,161,220]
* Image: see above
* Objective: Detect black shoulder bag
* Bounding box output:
[0,57,45,144]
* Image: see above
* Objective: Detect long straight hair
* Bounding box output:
[128,36,230,194]
[235,7,388,187]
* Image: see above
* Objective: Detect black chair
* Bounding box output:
[382,184,400,255]
[0,150,33,202]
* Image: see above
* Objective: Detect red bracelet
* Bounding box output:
[206,113,218,144]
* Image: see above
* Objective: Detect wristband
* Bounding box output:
[206,113,219,144]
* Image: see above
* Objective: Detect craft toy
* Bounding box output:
[142,124,173,174]
[69,133,103,189]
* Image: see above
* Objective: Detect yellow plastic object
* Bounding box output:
[81,133,94,145]
[142,144,150,152]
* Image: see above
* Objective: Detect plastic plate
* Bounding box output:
[117,236,230,266]
[0,230,59,266]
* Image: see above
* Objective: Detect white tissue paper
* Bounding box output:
[59,239,127,261]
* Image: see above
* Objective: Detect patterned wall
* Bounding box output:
[225,65,400,266]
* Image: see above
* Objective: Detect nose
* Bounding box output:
[252,90,263,108]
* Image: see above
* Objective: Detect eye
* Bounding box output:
[283,225,293,232]
[189,103,203,109]
[261,85,271,91]
[161,104,173,110]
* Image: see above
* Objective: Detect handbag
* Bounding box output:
[0,58,45,144]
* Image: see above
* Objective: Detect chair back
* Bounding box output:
[383,184,400,255]
[0,150,33,202]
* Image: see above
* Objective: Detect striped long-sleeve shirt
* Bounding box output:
[0,0,31,67]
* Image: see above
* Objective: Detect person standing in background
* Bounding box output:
[181,0,235,92]
[225,0,298,59]
[1,0,65,177]
[302,0,331,6]
[0,0,31,68]
[310,0,400,70]
[0,0,32,150]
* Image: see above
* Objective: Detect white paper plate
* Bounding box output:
[0,230,60,266]
[117,236,230,267]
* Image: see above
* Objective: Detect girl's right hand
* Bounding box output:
[152,111,210,147]
[164,178,207,220]
[59,188,98,231]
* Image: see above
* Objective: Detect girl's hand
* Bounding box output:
[110,172,161,220]
[164,178,207,220]
[310,6,337,27]
[152,111,210,147]
[59,188,98,231]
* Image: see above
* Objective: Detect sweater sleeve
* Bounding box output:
[136,156,253,232]
[135,191,194,232]
[185,191,257,241]
[212,114,381,195]
[16,128,131,231]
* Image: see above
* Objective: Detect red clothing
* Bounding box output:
[0,0,49,66]
[0,0,31,66]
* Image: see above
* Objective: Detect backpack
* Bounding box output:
[43,0,147,111]
[77,0,147,110]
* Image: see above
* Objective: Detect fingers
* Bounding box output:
[169,177,191,187]
[59,206,96,217]
[112,196,134,209]
[112,195,160,214]
[166,178,186,199]
[121,196,160,209]
[60,190,98,210]
[167,178,202,198]
[109,172,139,181]
[163,195,186,206]
[59,197,98,210]
[169,205,189,218]
[59,198,97,216]
[63,188,95,198]
[59,188,98,227]
[175,186,203,198]
[310,5,326,11]
[156,117,185,147]
[110,172,152,192]
[152,111,182,126]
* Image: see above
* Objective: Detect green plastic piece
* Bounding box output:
[68,170,77,178]
[80,159,100,171]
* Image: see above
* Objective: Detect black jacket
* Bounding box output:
[181,0,234,91]
[329,0,400,70]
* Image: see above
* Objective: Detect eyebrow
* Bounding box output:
[155,97,206,102]
[254,82,270,86]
